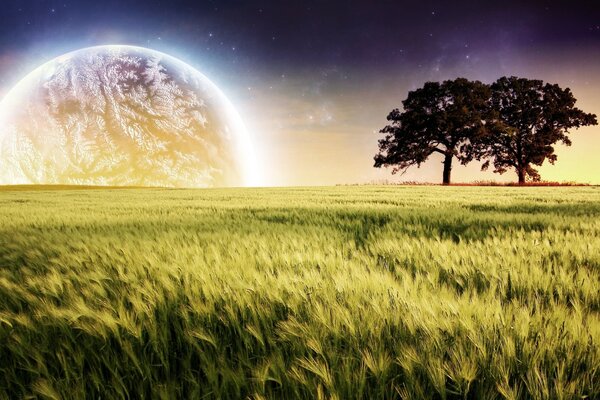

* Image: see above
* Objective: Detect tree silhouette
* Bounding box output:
[374,78,490,185]
[480,76,597,184]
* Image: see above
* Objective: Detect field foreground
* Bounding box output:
[0,186,599,399]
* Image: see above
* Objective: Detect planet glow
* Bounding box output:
[0,45,258,188]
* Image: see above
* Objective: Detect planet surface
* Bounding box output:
[0,45,255,187]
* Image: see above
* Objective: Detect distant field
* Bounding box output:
[0,186,598,399]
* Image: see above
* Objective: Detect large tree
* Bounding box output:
[480,76,597,184]
[374,78,490,185]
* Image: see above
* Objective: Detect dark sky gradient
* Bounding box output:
[2,1,599,69]
[0,0,599,184]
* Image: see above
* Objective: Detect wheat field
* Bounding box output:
[0,186,598,399]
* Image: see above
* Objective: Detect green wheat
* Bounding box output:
[0,186,598,399]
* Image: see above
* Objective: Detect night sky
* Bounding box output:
[1,0,599,185]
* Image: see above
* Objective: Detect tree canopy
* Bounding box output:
[479,76,597,183]
[375,76,598,184]
[374,78,490,184]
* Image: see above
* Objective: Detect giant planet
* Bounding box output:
[0,45,256,187]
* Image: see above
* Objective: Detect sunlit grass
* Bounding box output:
[0,186,598,399]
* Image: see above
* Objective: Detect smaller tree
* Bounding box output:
[374,78,490,185]
[480,76,597,184]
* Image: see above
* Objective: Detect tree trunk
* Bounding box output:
[442,154,453,185]
[517,167,526,185]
